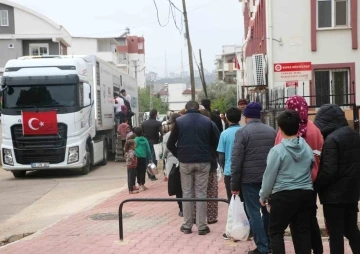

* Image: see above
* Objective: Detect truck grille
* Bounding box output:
[11,123,67,164]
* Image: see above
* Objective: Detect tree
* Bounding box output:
[138,87,169,113]
[198,84,237,113]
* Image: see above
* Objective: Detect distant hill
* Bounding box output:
[146,73,215,89]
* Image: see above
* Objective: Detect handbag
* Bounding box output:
[168,163,181,196]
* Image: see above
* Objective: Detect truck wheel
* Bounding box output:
[80,143,91,175]
[98,139,108,166]
[12,171,26,178]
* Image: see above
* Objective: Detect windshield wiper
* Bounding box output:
[10,104,38,109]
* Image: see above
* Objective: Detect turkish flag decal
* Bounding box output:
[22,111,58,135]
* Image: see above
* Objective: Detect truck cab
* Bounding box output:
[0,55,114,178]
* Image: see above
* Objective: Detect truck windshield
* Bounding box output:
[3,84,77,109]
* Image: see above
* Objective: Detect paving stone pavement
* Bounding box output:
[0,172,353,254]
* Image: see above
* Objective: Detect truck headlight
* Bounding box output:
[67,146,79,164]
[3,149,14,166]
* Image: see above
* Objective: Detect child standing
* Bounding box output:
[134,127,152,191]
[126,126,134,140]
[217,107,242,203]
[260,110,315,254]
[124,139,138,194]
[117,119,129,151]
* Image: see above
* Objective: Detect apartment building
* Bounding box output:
[117,36,146,88]
[240,0,358,112]
[0,0,71,75]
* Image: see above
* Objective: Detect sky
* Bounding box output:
[11,0,244,76]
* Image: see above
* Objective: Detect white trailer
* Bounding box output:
[0,55,138,178]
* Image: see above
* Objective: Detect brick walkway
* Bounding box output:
[0,167,352,254]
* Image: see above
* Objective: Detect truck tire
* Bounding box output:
[80,143,91,175]
[98,139,108,166]
[12,171,26,178]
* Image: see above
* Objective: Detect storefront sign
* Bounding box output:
[274,62,312,82]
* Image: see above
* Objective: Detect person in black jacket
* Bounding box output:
[314,104,360,254]
[201,99,223,133]
[167,100,219,236]
[142,109,162,181]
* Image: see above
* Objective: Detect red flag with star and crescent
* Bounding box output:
[22,111,58,135]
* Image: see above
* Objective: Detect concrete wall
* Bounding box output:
[14,8,61,35]
[67,38,97,55]
[0,3,15,34]
[0,39,22,68]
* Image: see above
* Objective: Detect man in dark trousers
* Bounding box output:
[231,102,276,254]
[142,109,162,181]
[167,100,219,236]
[314,104,360,254]
[201,99,223,133]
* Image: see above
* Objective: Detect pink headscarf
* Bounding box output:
[285,95,308,138]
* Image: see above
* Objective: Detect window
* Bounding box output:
[29,44,49,56]
[138,42,144,50]
[314,69,350,106]
[0,10,9,26]
[317,0,349,28]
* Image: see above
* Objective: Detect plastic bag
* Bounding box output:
[217,163,222,182]
[225,195,250,241]
[153,143,162,160]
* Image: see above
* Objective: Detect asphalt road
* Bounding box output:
[0,159,128,240]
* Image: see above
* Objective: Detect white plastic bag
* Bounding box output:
[153,143,162,160]
[217,163,222,182]
[225,195,250,241]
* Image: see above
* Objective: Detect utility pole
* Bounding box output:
[132,60,139,80]
[182,0,196,101]
[164,50,168,78]
[199,49,207,98]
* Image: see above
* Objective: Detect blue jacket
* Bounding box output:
[167,109,219,163]
[259,137,314,201]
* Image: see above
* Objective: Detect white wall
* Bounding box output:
[67,38,97,55]
[168,83,189,111]
[128,53,146,88]
[269,0,360,102]
[14,8,65,37]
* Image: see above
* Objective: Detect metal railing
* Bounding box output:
[118,198,229,241]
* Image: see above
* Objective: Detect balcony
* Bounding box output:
[223,62,236,72]
[95,52,118,65]
[117,58,128,67]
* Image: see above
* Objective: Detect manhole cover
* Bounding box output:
[88,212,134,221]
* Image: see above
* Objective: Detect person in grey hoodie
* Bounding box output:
[260,110,315,254]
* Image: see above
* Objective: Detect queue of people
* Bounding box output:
[121,96,360,254]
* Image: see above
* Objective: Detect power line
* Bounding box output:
[153,0,172,27]
[168,0,183,13]
[70,0,216,37]
[169,2,183,34]
[188,0,220,12]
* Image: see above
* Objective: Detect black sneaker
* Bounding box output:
[180,225,192,234]
[248,248,267,254]
[198,226,210,235]
[222,233,229,240]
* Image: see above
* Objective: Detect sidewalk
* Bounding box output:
[0,169,352,254]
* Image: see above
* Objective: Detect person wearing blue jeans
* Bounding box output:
[231,103,276,254]
[242,183,269,251]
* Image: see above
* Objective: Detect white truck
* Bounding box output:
[0,55,138,178]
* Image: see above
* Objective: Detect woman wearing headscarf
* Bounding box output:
[274,95,324,254]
